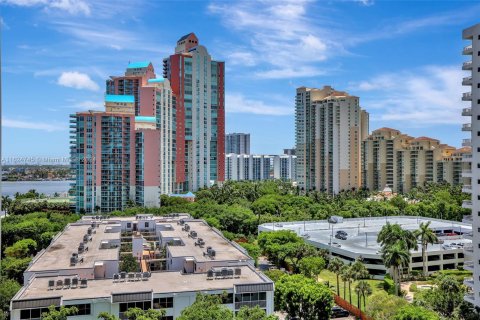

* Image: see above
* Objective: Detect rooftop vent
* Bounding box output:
[182,224,190,232]
[178,219,185,225]
[189,230,197,239]
[195,238,205,247]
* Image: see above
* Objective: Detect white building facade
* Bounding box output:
[273,155,297,181]
[462,23,480,307]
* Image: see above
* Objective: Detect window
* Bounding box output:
[20,308,51,320]
[161,317,173,320]
[127,223,132,228]
[119,301,152,312]
[145,222,150,228]
[68,304,91,316]
[153,297,173,309]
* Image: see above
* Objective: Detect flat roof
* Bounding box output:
[15,265,267,301]
[105,95,135,103]
[159,220,250,262]
[259,216,472,256]
[27,224,120,272]
[127,61,151,69]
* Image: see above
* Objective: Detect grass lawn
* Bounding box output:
[318,269,384,311]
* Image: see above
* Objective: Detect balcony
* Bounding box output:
[463,61,473,70]
[463,76,473,86]
[464,244,474,253]
[463,139,472,147]
[463,108,472,116]
[462,200,473,209]
[464,261,474,271]
[463,170,472,178]
[463,45,473,55]
[462,185,472,193]
[464,293,476,304]
[462,123,472,131]
[463,92,472,101]
[464,278,474,288]
[464,232,474,240]
[463,154,473,162]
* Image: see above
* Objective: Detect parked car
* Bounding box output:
[331,306,350,318]
[336,230,348,236]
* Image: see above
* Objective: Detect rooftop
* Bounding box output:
[27,223,120,272]
[105,95,135,103]
[159,220,250,262]
[127,61,151,69]
[15,265,267,302]
[259,216,472,256]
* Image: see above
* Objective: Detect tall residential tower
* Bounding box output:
[226,133,250,154]
[163,33,225,192]
[461,23,480,307]
[295,86,369,193]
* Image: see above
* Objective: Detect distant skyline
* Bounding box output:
[2,0,479,158]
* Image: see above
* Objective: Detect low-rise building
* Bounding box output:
[259,216,472,279]
[11,215,274,320]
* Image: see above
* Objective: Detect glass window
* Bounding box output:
[153,297,173,309]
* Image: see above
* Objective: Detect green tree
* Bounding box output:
[236,306,278,320]
[355,280,372,310]
[239,242,261,266]
[119,255,139,273]
[298,256,325,279]
[0,278,21,319]
[327,257,344,296]
[366,291,408,320]
[5,239,37,258]
[413,222,438,277]
[382,243,410,296]
[98,312,120,320]
[394,305,440,320]
[124,308,166,320]
[41,306,78,320]
[275,274,333,320]
[176,293,233,320]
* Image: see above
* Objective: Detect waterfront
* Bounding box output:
[2,180,72,197]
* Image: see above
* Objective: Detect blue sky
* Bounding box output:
[1,0,479,162]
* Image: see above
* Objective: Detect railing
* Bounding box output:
[463,92,472,99]
[463,45,473,54]
[463,61,473,68]
[463,139,472,146]
[463,108,472,115]
[463,123,472,130]
[463,77,473,85]
[334,295,373,320]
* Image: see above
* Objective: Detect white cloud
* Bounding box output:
[355,0,374,6]
[226,93,292,116]
[57,71,99,91]
[351,66,466,125]
[209,0,338,79]
[2,0,90,15]
[4,118,66,131]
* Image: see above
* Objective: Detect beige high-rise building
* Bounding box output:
[295,86,369,193]
[362,127,470,193]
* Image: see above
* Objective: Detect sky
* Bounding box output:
[1,0,479,163]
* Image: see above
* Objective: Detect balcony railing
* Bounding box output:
[463,61,473,70]
[463,76,473,86]
[463,139,471,147]
[462,200,473,209]
[464,293,475,304]
[464,278,474,288]
[463,92,472,101]
[462,123,472,131]
[462,108,472,116]
[463,45,473,55]
[462,185,472,193]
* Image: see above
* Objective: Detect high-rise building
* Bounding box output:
[163,33,225,192]
[295,86,369,193]
[226,133,250,154]
[106,62,156,115]
[362,128,469,193]
[283,148,296,156]
[273,155,297,181]
[461,23,479,307]
[225,154,271,181]
[71,63,176,213]
[70,96,136,213]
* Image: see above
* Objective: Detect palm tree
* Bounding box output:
[355,280,372,310]
[328,257,345,296]
[414,221,438,277]
[340,265,349,300]
[382,243,410,296]
[378,223,417,251]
